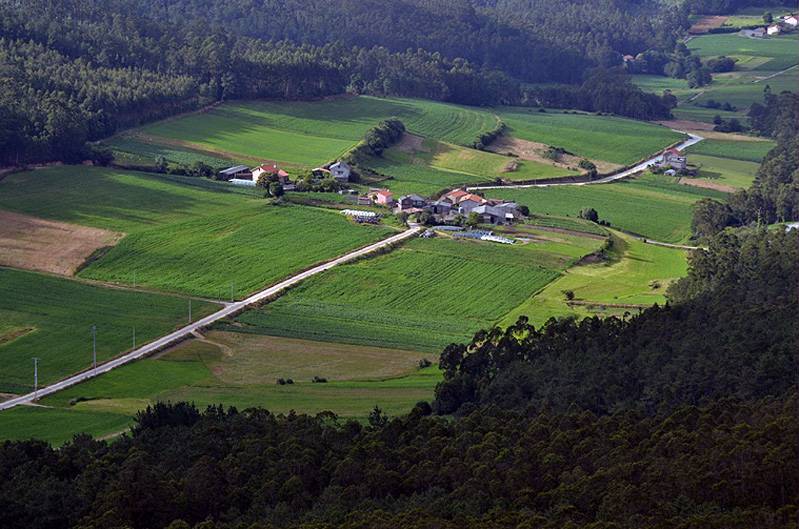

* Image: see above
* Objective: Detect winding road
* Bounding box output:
[0,226,421,411]
[467,130,704,190]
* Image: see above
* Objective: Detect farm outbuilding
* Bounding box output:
[218,165,251,180]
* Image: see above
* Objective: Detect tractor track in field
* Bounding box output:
[0,226,421,411]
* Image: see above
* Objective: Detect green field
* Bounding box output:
[226,235,603,352]
[104,135,238,167]
[487,174,727,243]
[634,33,799,125]
[689,33,799,71]
[0,267,218,392]
[500,231,688,326]
[0,335,442,444]
[688,154,761,189]
[496,108,685,165]
[364,138,577,195]
[685,138,775,162]
[0,167,393,298]
[122,97,499,169]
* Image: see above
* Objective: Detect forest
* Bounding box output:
[692,90,799,236]
[0,0,687,165]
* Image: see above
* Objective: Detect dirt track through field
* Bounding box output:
[0,210,123,275]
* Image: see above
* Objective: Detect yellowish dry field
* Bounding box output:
[0,210,122,275]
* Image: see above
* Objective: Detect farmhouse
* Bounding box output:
[660,148,687,171]
[471,205,510,225]
[330,161,352,182]
[783,15,798,27]
[311,167,332,179]
[441,189,469,204]
[767,24,781,35]
[218,165,251,181]
[368,189,395,206]
[429,200,452,215]
[457,194,489,215]
[398,194,427,210]
[253,163,290,184]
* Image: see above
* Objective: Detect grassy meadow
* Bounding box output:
[116,96,499,169]
[0,334,442,444]
[689,33,799,72]
[688,154,761,190]
[684,138,775,162]
[500,232,688,327]
[487,174,727,243]
[0,167,393,298]
[0,267,218,392]
[364,138,576,195]
[226,235,603,352]
[496,108,685,165]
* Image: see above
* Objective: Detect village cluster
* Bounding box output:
[363,187,524,225]
[217,158,526,228]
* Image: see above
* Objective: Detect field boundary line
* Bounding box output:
[0,226,421,411]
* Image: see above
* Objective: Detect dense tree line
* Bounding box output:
[0,0,682,165]
[433,227,798,415]
[692,90,798,237]
[1,394,795,529]
[522,68,676,120]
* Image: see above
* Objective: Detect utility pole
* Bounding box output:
[91,324,97,373]
[32,357,39,400]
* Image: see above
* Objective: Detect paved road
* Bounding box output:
[467,131,704,191]
[0,226,421,411]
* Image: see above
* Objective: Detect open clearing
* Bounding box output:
[0,166,393,298]
[500,232,688,327]
[487,174,726,243]
[496,108,685,165]
[486,136,623,174]
[226,235,602,352]
[0,267,218,393]
[113,96,499,169]
[0,210,122,275]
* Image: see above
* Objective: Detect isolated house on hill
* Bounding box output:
[330,161,352,182]
[660,148,687,171]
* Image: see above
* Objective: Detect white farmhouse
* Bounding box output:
[329,161,352,182]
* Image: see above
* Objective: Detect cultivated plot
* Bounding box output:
[227,235,601,352]
[487,174,726,243]
[114,96,499,169]
[364,136,576,196]
[0,267,218,393]
[495,108,685,166]
[0,167,393,298]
